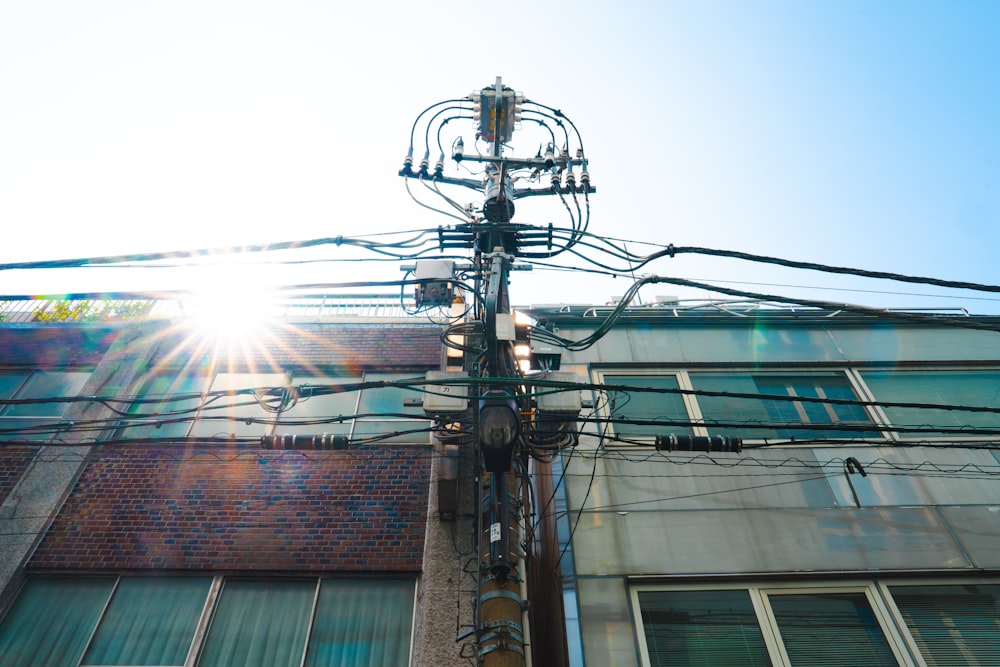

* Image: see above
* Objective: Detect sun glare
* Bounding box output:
[186,286,271,344]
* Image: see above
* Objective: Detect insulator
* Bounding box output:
[580,171,590,188]
[550,172,560,190]
[576,148,583,159]
[434,153,444,177]
[565,171,576,190]
[453,137,465,162]
[544,144,554,169]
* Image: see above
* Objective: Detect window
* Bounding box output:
[888,584,1000,666]
[0,370,93,441]
[634,580,1000,667]
[599,370,878,443]
[600,367,1000,445]
[0,575,416,667]
[690,372,878,440]
[603,374,693,438]
[119,369,430,443]
[860,370,1000,439]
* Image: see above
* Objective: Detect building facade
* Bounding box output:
[0,298,479,667]
[527,303,1000,666]
[3,297,1000,666]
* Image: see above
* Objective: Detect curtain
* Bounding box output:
[769,592,898,666]
[638,590,771,667]
[82,576,211,666]
[0,576,114,667]
[197,579,314,667]
[890,585,1000,666]
[304,579,415,667]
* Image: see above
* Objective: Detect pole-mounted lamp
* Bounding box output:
[478,391,520,472]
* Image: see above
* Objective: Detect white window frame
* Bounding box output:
[632,577,1000,667]
[593,367,887,446]
[853,366,1000,444]
[629,579,924,667]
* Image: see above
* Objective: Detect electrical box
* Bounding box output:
[423,371,469,414]
[495,313,516,341]
[536,371,583,413]
[415,261,455,308]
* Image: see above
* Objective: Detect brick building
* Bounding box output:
[0,297,471,666]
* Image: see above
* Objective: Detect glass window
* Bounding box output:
[198,580,315,667]
[691,372,879,441]
[189,373,285,439]
[861,370,1000,439]
[273,375,361,436]
[0,576,115,667]
[0,576,415,667]
[637,589,771,667]
[352,372,430,444]
[0,370,93,441]
[118,368,210,440]
[602,374,693,438]
[304,579,416,667]
[769,592,898,666]
[636,582,1000,667]
[890,584,1000,666]
[119,369,432,443]
[83,577,212,666]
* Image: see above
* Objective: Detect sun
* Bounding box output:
[183,276,274,347]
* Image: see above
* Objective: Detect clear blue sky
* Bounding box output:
[1,1,998,313]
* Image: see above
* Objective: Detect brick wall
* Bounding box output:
[0,447,35,504]
[149,324,444,371]
[0,325,117,366]
[30,445,429,572]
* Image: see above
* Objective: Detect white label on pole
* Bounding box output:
[490,522,501,542]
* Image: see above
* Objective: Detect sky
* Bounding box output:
[1,1,999,314]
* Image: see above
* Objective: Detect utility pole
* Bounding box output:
[400,77,595,666]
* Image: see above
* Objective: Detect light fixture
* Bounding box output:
[478,391,520,472]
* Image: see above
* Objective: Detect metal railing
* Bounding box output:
[0,293,427,324]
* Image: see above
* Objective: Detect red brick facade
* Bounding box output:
[30,445,430,572]
[0,446,36,504]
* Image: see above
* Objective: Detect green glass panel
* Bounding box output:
[304,579,414,667]
[0,371,29,401]
[2,371,91,417]
[692,372,878,441]
[274,375,361,436]
[862,370,1000,438]
[118,369,209,440]
[604,375,692,438]
[0,576,114,667]
[190,372,284,438]
[770,592,898,666]
[638,589,770,667]
[83,576,211,666]
[198,580,314,667]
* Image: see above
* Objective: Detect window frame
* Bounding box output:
[0,368,95,441]
[0,574,418,667]
[855,366,1000,443]
[119,368,432,444]
[631,578,1000,667]
[593,367,887,446]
